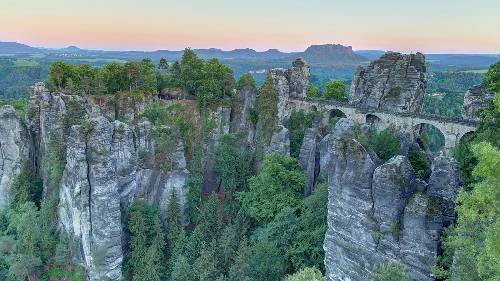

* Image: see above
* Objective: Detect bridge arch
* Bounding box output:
[414,123,445,153]
[457,130,476,146]
[366,114,385,131]
[329,108,347,119]
[326,108,347,127]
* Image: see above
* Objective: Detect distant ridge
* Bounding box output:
[296,44,367,64]
[0,42,37,53]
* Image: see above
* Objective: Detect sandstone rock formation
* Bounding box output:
[350,52,427,113]
[289,58,310,98]
[202,106,231,194]
[461,84,495,122]
[266,125,290,156]
[0,106,31,211]
[270,68,291,125]
[299,128,318,195]
[26,84,190,281]
[269,58,311,124]
[323,118,461,281]
[232,82,258,147]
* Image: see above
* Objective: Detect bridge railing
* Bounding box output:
[291,97,479,127]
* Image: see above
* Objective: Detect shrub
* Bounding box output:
[325,80,347,102]
[307,85,321,98]
[288,110,315,159]
[387,87,402,98]
[371,263,411,281]
[285,267,325,281]
[409,150,430,179]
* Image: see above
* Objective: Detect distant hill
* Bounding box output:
[294,44,367,65]
[0,42,38,53]
[59,45,84,52]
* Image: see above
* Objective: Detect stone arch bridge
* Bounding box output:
[288,97,479,150]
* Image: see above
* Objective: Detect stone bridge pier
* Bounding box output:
[288,98,478,151]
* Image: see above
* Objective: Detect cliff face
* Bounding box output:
[461,84,495,122]
[323,119,461,281]
[0,105,31,211]
[26,85,189,280]
[350,52,427,113]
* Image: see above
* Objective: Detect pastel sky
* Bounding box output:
[2,0,500,53]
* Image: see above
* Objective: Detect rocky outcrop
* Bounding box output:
[24,85,190,281]
[0,106,31,211]
[426,151,462,226]
[318,133,334,181]
[289,58,310,98]
[299,128,318,195]
[269,59,311,124]
[202,106,231,194]
[270,68,291,125]
[324,119,379,281]
[59,117,123,281]
[324,118,460,281]
[232,83,258,147]
[400,193,443,281]
[461,84,495,122]
[349,52,427,114]
[372,156,416,259]
[266,125,290,156]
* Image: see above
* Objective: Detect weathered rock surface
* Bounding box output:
[299,128,318,195]
[0,106,31,211]
[26,85,190,281]
[59,117,123,281]
[289,58,310,98]
[426,151,462,226]
[318,133,334,182]
[349,52,427,114]
[324,119,379,281]
[324,118,460,281]
[269,58,311,124]
[400,193,443,281]
[203,106,231,194]
[461,84,495,122]
[232,83,258,147]
[270,68,291,125]
[372,156,416,259]
[266,125,290,156]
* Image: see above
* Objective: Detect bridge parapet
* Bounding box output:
[292,97,480,127]
[288,97,479,150]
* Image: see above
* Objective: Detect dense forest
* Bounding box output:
[0,49,498,281]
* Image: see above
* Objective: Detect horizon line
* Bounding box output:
[2,40,500,56]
